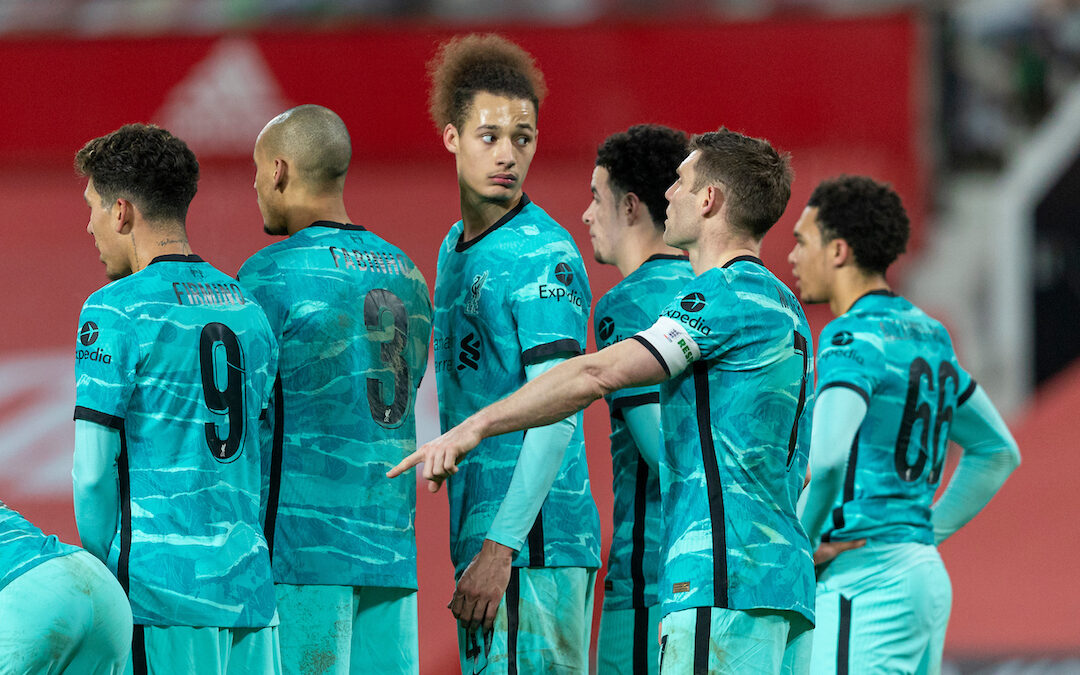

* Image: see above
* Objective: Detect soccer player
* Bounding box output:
[425,34,602,673]
[582,124,694,675]
[787,175,1021,674]
[0,499,132,673]
[393,128,816,674]
[237,105,432,675]
[72,124,281,674]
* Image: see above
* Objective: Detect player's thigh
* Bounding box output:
[227,626,283,675]
[819,552,952,675]
[659,606,794,675]
[351,586,418,675]
[274,583,353,675]
[63,550,133,674]
[597,604,662,675]
[0,553,99,674]
[458,567,596,675]
[135,625,227,675]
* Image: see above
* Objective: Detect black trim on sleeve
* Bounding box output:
[957,379,978,406]
[521,338,582,366]
[264,375,285,561]
[455,195,531,252]
[837,595,853,675]
[309,220,366,231]
[721,255,764,269]
[147,254,205,266]
[694,361,728,607]
[74,406,124,431]
[610,392,660,413]
[630,335,670,376]
[633,605,649,675]
[819,381,871,406]
[693,606,711,674]
[507,567,521,675]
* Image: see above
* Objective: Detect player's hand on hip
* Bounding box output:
[386,421,482,491]
[813,538,866,568]
[450,539,514,633]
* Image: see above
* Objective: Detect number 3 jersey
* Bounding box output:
[815,290,976,546]
[632,256,815,623]
[237,222,432,589]
[74,255,278,627]
[433,196,601,576]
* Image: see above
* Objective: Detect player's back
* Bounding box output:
[0,501,82,592]
[655,257,814,622]
[816,291,975,545]
[237,223,432,588]
[75,254,277,628]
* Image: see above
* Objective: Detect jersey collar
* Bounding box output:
[148,254,205,266]
[455,194,531,252]
[721,255,765,268]
[309,220,366,231]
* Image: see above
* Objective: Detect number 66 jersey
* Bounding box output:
[74,254,278,628]
[815,290,976,546]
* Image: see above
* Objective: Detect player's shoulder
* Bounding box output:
[81,275,142,316]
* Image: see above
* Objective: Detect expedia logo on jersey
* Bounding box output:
[538,262,583,307]
[831,331,854,346]
[457,333,480,371]
[663,292,711,335]
[597,316,618,344]
[76,321,113,363]
[464,270,488,316]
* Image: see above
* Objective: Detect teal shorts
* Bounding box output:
[659,606,812,675]
[597,603,662,674]
[811,541,951,675]
[128,624,281,675]
[0,549,132,675]
[457,566,596,675]
[275,583,418,675]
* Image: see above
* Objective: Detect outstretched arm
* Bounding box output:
[388,337,668,489]
[932,385,1020,544]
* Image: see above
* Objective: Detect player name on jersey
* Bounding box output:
[172,281,247,306]
[329,246,413,276]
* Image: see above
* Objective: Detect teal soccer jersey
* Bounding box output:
[815,291,975,545]
[593,254,694,610]
[0,501,81,592]
[433,195,602,575]
[74,255,278,628]
[237,222,432,588]
[633,256,815,623]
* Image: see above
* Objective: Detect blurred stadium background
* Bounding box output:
[0,0,1077,672]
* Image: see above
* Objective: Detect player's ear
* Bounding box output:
[442,124,459,154]
[830,238,853,268]
[272,158,288,192]
[114,198,135,234]
[622,192,640,222]
[701,184,723,217]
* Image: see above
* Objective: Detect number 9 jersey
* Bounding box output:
[74,254,279,628]
[815,290,976,546]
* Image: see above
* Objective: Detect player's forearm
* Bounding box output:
[71,420,121,562]
[932,386,1020,544]
[798,387,868,544]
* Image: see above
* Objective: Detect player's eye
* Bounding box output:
[514,135,532,147]
[481,133,496,143]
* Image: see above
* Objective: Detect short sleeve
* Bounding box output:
[814,320,883,405]
[509,243,591,366]
[73,297,138,428]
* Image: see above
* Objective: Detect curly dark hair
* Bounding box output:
[427,34,547,132]
[807,175,909,275]
[596,124,688,229]
[75,124,199,224]
[689,128,792,240]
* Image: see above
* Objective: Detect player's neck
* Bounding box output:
[285,197,351,236]
[459,189,522,241]
[689,232,761,276]
[616,235,683,278]
[832,270,890,316]
[129,222,193,273]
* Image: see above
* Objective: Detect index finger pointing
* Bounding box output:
[386,451,423,478]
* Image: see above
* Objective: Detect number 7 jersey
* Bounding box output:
[815,290,976,545]
[74,254,278,627]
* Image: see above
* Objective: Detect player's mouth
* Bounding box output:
[490,173,516,187]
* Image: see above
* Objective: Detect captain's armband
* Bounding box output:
[632,316,701,378]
